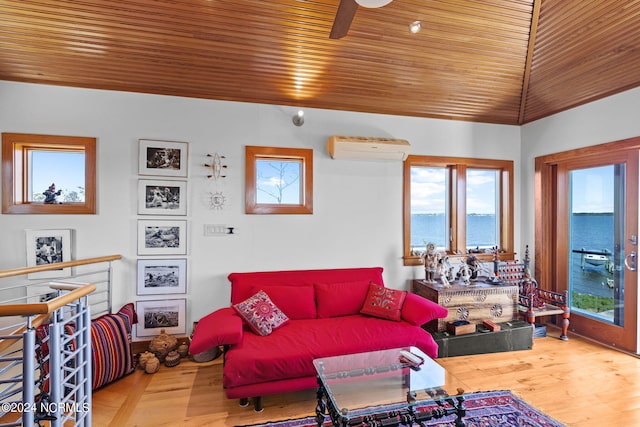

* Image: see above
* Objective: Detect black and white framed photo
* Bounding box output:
[137,220,187,255]
[138,179,187,215]
[25,229,72,279]
[137,258,187,295]
[138,139,188,177]
[136,299,186,337]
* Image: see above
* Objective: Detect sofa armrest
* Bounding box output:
[401,292,448,326]
[189,307,243,355]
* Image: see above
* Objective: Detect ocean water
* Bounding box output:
[411,214,497,249]
[570,213,617,299]
[411,213,614,253]
[570,213,613,251]
[412,213,616,299]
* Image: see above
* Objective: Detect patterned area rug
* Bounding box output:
[237,390,565,427]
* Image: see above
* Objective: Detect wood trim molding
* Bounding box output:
[403,155,515,265]
[1,133,97,214]
[245,145,313,214]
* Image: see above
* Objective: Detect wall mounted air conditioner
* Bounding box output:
[326,135,411,161]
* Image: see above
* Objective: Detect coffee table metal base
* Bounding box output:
[315,379,467,427]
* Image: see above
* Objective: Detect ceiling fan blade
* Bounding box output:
[330,0,359,39]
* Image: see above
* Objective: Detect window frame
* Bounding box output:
[403,155,514,265]
[2,133,97,214]
[245,145,313,214]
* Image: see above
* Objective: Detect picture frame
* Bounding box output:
[136,298,186,337]
[137,220,187,255]
[138,139,188,177]
[25,229,72,279]
[138,179,187,216]
[137,258,187,295]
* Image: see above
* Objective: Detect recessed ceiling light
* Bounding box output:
[409,20,422,34]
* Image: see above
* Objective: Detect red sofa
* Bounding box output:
[189,267,447,411]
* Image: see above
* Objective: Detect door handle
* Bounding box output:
[624,251,637,271]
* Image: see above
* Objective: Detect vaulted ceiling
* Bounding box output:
[1,0,639,125]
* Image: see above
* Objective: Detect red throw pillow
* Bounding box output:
[233,290,289,336]
[315,280,372,318]
[360,282,407,321]
[401,292,449,326]
[250,284,316,319]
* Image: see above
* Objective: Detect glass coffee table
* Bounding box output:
[313,347,468,427]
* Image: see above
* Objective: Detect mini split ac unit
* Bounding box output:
[326,135,410,161]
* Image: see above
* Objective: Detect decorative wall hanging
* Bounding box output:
[204,152,227,180]
[138,179,187,216]
[139,139,189,177]
[206,191,227,210]
[25,229,72,279]
[136,298,186,337]
[136,258,187,295]
[137,219,187,255]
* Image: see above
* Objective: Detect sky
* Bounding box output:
[411,164,616,215]
[255,159,301,204]
[31,151,85,200]
[571,165,615,213]
[411,167,498,214]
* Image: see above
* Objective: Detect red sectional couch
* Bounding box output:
[189,267,448,411]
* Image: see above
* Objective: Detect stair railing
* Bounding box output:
[0,255,121,427]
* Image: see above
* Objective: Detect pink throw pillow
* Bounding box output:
[360,282,407,321]
[249,284,316,319]
[401,292,449,326]
[315,280,373,318]
[233,290,289,336]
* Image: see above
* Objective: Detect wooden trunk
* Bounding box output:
[412,280,518,332]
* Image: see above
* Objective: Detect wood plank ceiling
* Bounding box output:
[1,0,639,125]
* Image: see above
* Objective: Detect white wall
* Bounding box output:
[520,86,640,253]
[0,81,521,338]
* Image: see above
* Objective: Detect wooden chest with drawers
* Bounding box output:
[411,279,518,332]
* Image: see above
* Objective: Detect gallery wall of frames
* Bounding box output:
[135,138,189,338]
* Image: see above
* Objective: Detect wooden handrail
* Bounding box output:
[0,254,121,279]
[0,282,97,317]
[0,313,50,355]
[0,254,121,317]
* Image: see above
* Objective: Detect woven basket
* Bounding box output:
[164,350,181,367]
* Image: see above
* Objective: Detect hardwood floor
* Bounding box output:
[93,328,640,427]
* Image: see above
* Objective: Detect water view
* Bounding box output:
[570,213,616,320]
[411,214,497,250]
[412,212,616,318]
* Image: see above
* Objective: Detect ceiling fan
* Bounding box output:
[330,0,394,39]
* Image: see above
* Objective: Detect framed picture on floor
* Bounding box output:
[136,298,186,337]
[138,179,187,216]
[137,219,187,255]
[25,229,72,279]
[137,258,187,295]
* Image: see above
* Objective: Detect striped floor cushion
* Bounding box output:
[36,303,138,391]
[91,303,137,390]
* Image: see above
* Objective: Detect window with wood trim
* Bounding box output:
[403,155,514,265]
[2,133,96,214]
[245,146,313,214]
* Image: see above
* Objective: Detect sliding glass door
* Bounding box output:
[536,141,638,352]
